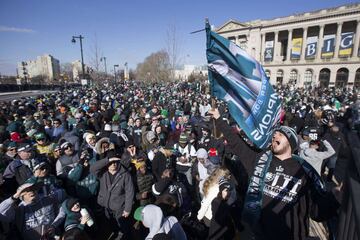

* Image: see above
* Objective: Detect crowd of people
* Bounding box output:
[0,80,359,240]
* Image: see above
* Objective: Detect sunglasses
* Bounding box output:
[64,146,72,150]
[36,138,45,141]
[8,148,16,151]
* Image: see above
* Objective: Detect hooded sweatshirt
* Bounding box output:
[142,204,187,240]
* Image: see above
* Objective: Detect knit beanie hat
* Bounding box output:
[178,133,188,145]
[219,177,231,192]
[275,126,298,152]
[10,132,21,143]
[196,148,208,159]
[208,148,220,165]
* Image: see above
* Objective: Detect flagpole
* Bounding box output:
[205,18,218,139]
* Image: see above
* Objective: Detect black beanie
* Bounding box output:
[66,198,79,210]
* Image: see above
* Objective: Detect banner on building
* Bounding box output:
[321,34,335,58]
[339,32,354,57]
[264,41,274,61]
[291,38,302,59]
[206,22,281,149]
[305,36,318,59]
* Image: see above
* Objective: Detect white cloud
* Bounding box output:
[0,25,35,33]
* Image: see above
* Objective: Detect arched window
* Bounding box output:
[319,68,330,88]
[276,70,283,85]
[355,68,360,90]
[304,69,313,88]
[289,69,297,85]
[335,68,349,88]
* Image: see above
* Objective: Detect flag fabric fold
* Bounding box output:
[206,21,282,149]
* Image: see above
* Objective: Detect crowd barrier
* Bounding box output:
[0,84,81,92]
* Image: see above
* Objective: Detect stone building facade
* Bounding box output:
[216,3,360,88]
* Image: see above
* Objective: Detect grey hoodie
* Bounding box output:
[299,140,336,175]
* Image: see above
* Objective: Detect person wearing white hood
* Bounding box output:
[192,148,210,198]
[133,204,187,240]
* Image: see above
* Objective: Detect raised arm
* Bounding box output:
[208,108,258,174]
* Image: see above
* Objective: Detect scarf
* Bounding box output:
[242,150,325,228]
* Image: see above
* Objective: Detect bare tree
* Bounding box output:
[165,23,182,82]
[136,50,170,83]
[87,33,104,82]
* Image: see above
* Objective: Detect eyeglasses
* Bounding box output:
[36,138,45,141]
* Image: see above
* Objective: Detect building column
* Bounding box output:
[334,22,343,59]
[301,27,308,61]
[286,29,293,62]
[352,20,360,58]
[274,31,279,62]
[317,25,325,60]
[261,32,266,63]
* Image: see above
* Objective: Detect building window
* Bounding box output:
[289,70,297,84]
[335,68,349,88]
[265,70,271,80]
[228,37,236,43]
[319,68,331,88]
[304,69,313,87]
[276,70,283,85]
[355,68,360,90]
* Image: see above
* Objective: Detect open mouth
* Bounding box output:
[274,140,280,146]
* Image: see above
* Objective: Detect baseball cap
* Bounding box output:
[17,143,32,152]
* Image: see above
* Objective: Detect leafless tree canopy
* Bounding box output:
[165,23,182,81]
[135,50,171,83]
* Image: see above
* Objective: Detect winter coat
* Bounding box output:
[60,199,85,231]
[67,158,99,199]
[208,196,235,240]
[56,152,80,178]
[3,158,36,185]
[0,191,66,240]
[136,172,155,206]
[90,157,134,217]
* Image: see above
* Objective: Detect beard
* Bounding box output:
[271,142,288,155]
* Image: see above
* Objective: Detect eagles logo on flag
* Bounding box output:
[205,20,282,149]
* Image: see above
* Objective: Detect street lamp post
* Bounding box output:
[114,64,119,82]
[100,57,107,75]
[71,35,85,79]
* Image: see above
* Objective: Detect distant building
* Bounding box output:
[174,65,208,81]
[72,60,90,81]
[216,3,360,88]
[17,54,60,83]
